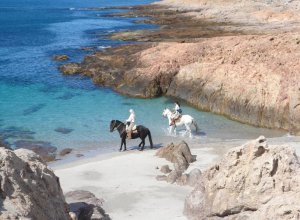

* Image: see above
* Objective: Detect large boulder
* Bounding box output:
[0,148,71,219]
[184,136,300,219]
[156,141,198,184]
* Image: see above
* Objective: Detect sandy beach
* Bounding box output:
[54,143,219,220]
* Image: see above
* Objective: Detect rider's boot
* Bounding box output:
[127,131,132,139]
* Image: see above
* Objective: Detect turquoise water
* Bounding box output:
[0,0,285,152]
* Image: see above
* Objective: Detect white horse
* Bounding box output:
[162,108,199,138]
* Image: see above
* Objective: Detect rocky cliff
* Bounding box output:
[59,0,300,134]
[0,148,71,219]
[184,136,300,219]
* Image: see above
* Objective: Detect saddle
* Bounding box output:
[127,125,138,139]
[170,115,182,126]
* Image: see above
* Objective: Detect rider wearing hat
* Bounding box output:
[126,109,135,139]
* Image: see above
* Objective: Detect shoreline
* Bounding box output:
[54,142,220,220]
[59,1,300,135]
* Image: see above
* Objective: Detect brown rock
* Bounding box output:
[59,63,82,75]
[53,55,69,61]
[0,148,71,219]
[156,141,196,184]
[184,136,300,219]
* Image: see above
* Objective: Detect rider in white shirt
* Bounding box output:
[171,101,182,125]
[126,109,135,139]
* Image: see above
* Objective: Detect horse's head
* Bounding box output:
[162,108,170,118]
[110,120,116,132]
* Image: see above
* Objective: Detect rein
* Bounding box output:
[112,121,124,131]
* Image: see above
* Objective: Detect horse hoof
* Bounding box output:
[123,149,127,152]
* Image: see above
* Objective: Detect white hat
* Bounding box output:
[129,109,134,113]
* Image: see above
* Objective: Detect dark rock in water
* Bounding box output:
[56,92,79,100]
[0,148,71,219]
[53,54,69,61]
[59,62,82,75]
[122,102,134,106]
[59,148,73,157]
[55,127,74,134]
[81,47,96,51]
[23,103,46,116]
[14,140,57,162]
[0,126,35,140]
[76,153,84,157]
[65,190,110,220]
[0,138,11,150]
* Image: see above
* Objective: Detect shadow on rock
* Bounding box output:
[65,190,110,220]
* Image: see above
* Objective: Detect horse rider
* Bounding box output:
[126,109,135,139]
[171,101,182,125]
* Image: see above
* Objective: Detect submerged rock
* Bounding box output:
[14,140,57,162]
[65,190,110,220]
[0,148,70,219]
[53,55,70,61]
[184,136,300,220]
[60,148,73,157]
[59,63,82,75]
[55,127,74,134]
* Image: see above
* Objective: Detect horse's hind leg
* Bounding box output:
[123,139,127,151]
[140,139,145,151]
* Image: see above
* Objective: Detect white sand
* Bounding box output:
[54,147,218,220]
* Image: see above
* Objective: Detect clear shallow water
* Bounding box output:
[0,0,285,152]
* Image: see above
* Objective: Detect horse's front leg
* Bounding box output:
[119,139,123,151]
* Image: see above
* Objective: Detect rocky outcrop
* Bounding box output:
[184,136,300,219]
[156,141,199,185]
[0,148,71,219]
[58,2,300,134]
[68,31,300,134]
[65,190,110,220]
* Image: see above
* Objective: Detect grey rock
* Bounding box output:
[160,165,172,174]
[184,136,300,220]
[65,190,110,220]
[0,148,70,219]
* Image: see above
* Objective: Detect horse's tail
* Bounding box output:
[192,119,199,132]
[147,129,153,149]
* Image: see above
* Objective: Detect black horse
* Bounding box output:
[110,120,153,151]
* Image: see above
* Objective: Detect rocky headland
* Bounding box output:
[59,0,300,134]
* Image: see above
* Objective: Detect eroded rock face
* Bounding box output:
[0,148,70,219]
[65,190,110,220]
[184,136,300,219]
